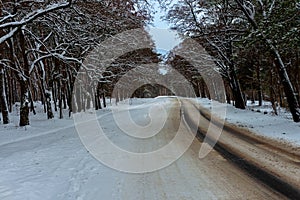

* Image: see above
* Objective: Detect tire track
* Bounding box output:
[182,99,300,199]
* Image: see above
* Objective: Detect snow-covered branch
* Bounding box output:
[0,1,72,29]
[0,13,16,24]
[235,0,258,28]
[0,0,72,44]
[268,0,276,17]
[0,27,18,44]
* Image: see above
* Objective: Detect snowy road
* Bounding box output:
[0,98,285,199]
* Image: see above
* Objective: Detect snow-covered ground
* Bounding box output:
[0,97,285,200]
[5,97,299,147]
[195,98,300,146]
[0,98,151,146]
[1,97,299,154]
[0,98,165,200]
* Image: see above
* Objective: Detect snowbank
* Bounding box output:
[195,98,300,146]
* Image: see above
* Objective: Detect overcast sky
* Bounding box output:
[146,2,181,53]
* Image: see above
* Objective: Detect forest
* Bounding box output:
[165,0,300,122]
[0,0,300,127]
[0,0,159,126]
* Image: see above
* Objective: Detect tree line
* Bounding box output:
[0,0,157,126]
[164,0,300,122]
[1,0,299,126]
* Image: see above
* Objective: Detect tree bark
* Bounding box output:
[229,64,246,109]
[269,68,278,115]
[19,81,30,126]
[274,59,300,121]
[102,91,106,108]
[256,64,263,106]
[28,89,36,115]
[0,66,9,124]
[19,30,30,126]
[57,75,63,119]
[45,89,54,119]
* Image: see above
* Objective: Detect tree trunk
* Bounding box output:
[256,65,263,106]
[75,86,82,112]
[63,92,67,109]
[274,59,300,122]
[269,68,278,115]
[0,67,9,124]
[58,79,63,119]
[86,93,91,110]
[28,89,36,115]
[19,30,30,126]
[102,91,106,108]
[116,89,119,105]
[194,82,200,97]
[95,93,99,110]
[226,92,231,104]
[53,84,58,112]
[40,72,54,119]
[98,91,102,109]
[19,81,30,126]
[8,70,13,113]
[45,89,54,119]
[235,0,299,122]
[229,65,245,109]
[200,79,206,98]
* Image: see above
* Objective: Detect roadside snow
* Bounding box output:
[195,98,300,146]
[0,98,156,145]
[0,98,162,200]
[0,97,284,200]
[0,104,74,146]
[1,97,299,147]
